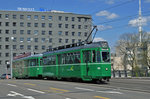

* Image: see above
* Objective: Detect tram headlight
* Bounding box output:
[106,68,108,71]
[97,67,101,70]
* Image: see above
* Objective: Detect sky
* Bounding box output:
[0,0,150,49]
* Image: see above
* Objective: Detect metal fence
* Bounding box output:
[112,69,150,78]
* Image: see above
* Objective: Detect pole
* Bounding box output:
[10,44,13,79]
[138,0,142,42]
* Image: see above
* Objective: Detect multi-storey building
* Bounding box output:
[0,10,92,75]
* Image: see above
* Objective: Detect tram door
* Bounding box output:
[83,50,91,76]
[57,55,61,78]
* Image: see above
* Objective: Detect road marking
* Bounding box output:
[43,90,63,93]
[24,83,36,86]
[75,87,94,91]
[7,84,17,87]
[50,87,69,92]
[7,91,35,99]
[94,96,110,99]
[97,91,123,94]
[27,88,45,94]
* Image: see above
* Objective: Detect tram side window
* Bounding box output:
[61,52,80,64]
[43,55,56,65]
[97,51,101,62]
[83,51,91,63]
[29,59,37,66]
[102,52,110,62]
[92,50,96,62]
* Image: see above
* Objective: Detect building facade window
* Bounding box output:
[13,15,17,19]
[58,31,62,35]
[27,45,31,50]
[20,37,24,42]
[5,14,9,19]
[65,17,68,21]
[41,38,45,42]
[72,17,75,21]
[27,38,32,42]
[65,24,68,28]
[65,39,68,43]
[78,25,81,29]
[5,30,9,34]
[59,38,62,43]
[12,37,17,42]
[34,38,38,42]
[27,30,31,34]
[42,45,45,50]
[5,37,9,42]
[78,32,81,36]
[13,45,17,49]
[72,32,75,36]
[58,24,62,28]
[5,45,9,49]
[72,25,75,29]
[20,22,24,27]
[27,23,31,27]
[49,23,52,28]
[49,38,52,43]
[84,32,88,37]
[20,30,24,34]
[41,23,45,28]
[65,31,68,36]
[42,31,45,35]
[78,18,81,22]
[5,22,9,26]
[35,45,38,50]
[41,15,45,20]
[20,45,24,49]
[34,30,38,35]
[48,16,53,20]
[72,39,75,43]
[5,53,9,57]
[58,16,62,21]
[13,22,17,26]
[27,15,31,20]
[0,14,2,18]
[20,15,24,19]
[34,23,38,27]
[49,31,52,35]
[34,15,38,20]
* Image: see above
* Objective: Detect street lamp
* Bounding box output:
[10,37,14,79]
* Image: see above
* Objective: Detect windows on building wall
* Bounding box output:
[41,15,45,20]
[34,23,38,27]
[49,31,52,35]
[58,31,62,35]
[5,14,9,19]
[27,15,31,20]
[13,22,17,26]
[49,16,53,20]
[20,15,24,19]
[34,15,38,20]
[49,23,52,28]
[13,15,17,19]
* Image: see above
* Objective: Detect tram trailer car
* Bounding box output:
[42,41,111,82]
[12,54,43,79]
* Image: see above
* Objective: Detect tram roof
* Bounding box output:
[13,54,43,61]
[43,41,109,55]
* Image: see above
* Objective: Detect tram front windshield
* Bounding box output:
[102,52,110,62]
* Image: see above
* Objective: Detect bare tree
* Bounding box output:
[116,32,150,76]
[116,33,139,72]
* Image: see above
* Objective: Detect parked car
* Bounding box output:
[0,74,11,79]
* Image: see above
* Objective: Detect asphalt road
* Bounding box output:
[0,79,150,99]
